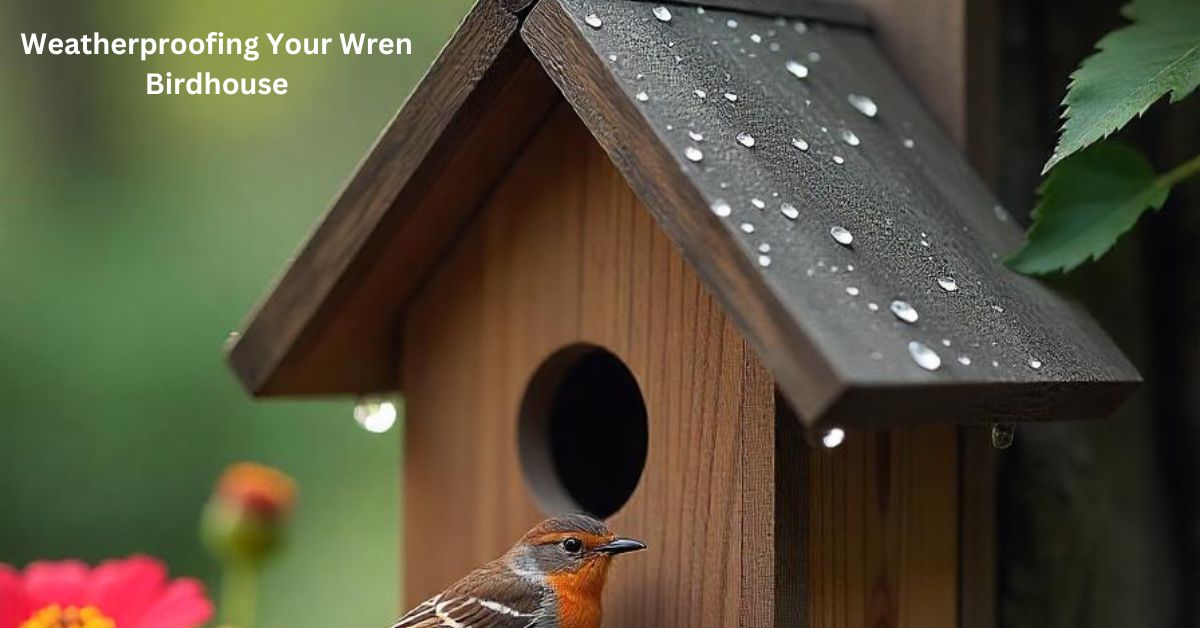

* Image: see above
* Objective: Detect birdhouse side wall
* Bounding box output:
[398,103,777,627]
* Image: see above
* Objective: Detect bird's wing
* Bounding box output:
[390,566,548,628]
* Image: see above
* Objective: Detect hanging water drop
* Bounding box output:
[780,203,799,220]
[937,276,959,292]
[889,300,919,323]
[907,341,942,371]
[711,199,731,217]
[830,226,853,246]
[585,13,603,29]
[353,399,398,434]
[848,93,878,118]
[821,428,845,449]
[840,129,860,146]
[736,132,756,148]
[786,60,809,79]
[991,423,1015,450]
[653,6,673,22]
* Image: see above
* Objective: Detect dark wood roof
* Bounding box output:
[227,0,1139,428]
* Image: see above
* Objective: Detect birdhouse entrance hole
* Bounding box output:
[518,344,648,519]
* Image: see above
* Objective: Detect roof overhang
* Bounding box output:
[227,0,1139,428]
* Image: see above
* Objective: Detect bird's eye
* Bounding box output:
[562,538,583,554]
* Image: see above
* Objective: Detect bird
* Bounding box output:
[390,513,646,628]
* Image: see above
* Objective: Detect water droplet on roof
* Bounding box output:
[724,92,739,102]
[758,243,771,253]
[794,20,809,34]
[830,226,853,246]
[688,130,704,142]
[832,155,845,164]
[694,89,707,99]
[685,146,704,162]
[792,138,809,151]
[758,255,772,267]
[908,341,942,371]
[846,286,860,296]
[994,204,1010,222]
[736,132,756,148]
[848,93,879,118]
[740,222,756,234]
[585,13,603,29]
[807,51,822,63]
[903,138,915,149]
[636,91,650,102]
[726,18,739,28]
[889,300,919,323]
[958,355,972,366]
[711,200,731,217]
[750,198,766,210]
[1028,358,1043,370]
[786,60,809,79]
[841,129,860,146]
[750,33,762,43]
[653,6,673,22]
[937,276,959,292]
[780,203,799,220]
[867,302,879,311]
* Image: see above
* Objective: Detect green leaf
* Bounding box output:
[1045,0,1200,172]
[1009,142,1170,274]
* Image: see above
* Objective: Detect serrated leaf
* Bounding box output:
[1045,0,1200,172]
[1009,142,1170,274]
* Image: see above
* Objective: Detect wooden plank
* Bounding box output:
[522,0,1138,430]
[788,424,960,628]
[400,105,775,626]
[226,0,559,395]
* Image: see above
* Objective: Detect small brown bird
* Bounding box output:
[390,514,645,628]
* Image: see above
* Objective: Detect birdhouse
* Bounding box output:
[227,0,1139,626]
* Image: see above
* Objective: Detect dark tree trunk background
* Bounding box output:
[996,1,1200,627]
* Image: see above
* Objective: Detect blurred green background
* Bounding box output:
[0,1,473,626]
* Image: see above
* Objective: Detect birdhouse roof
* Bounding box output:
[227,0,1139,428]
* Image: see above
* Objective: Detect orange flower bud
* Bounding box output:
[202,463,296,565]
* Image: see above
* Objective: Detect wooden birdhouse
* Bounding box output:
[227,0,1139,626]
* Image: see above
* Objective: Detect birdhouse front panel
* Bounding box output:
[399,104,959,628]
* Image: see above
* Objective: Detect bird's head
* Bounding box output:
[507,514,645,589]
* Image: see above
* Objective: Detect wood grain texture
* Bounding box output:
[226,0,558,395]
[400,106,775,627]
[776,417,959,628]
[522,0,1139,430]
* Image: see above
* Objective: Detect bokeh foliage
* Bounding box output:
[0,0,473,626]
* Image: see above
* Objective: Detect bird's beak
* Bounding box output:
[595,538,647,556]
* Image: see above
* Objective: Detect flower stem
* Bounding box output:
[1158,152,1200,188]
[221,562,260,628]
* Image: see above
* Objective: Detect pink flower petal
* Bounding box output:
[130,579,213,628]
[22,560,89,609]
[85,556,168,624]
[0,564,32,628]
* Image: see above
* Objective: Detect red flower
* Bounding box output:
[0,556,212,628]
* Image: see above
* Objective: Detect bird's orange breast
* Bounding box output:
[547,558,611,628]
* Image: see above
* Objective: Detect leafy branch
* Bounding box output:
[1008,0,1200,274]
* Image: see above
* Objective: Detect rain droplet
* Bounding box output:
[726,18,739,28]
[758,243,771,253]
[608,54,618,62]
[830,226,853,246]
[1028,358,1043,370]
[636,91,650,102]
[688,130,704,141]
[685,146,704,162]
[724,92,739,102]
[751,198,766,209]
[848,93,878,118]
[769,42,781,52]
[903,138,915,149]
[867,302,879,311]
[958,355,972,366]
[758,254,772,267]
[711,199,731,217]
[736,132,756,148]
[794,20,809,34]
[585,13,603,29]
[841,129,860,146]
[807,51,822,63]
[993,204,1010,222]
[941,338,952,347]
[846,286,860,296]
[937,276,959,292]
[908,341,942,371]
[991,304,1005,313]
[750,33,763,44]
[694,89,707,99]
[740,222,756,233]
[780,203,799,220]
[792,138,809,151]
[821,428,845,448]
[991,423,1015,449]
[653,6,672,22]
[890,300,919,323]
[786,60,809,79]
[832,155,845,164]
